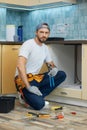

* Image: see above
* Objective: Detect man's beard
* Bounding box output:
[37,36,47,43]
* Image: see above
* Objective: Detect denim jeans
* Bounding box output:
[22,71,66,110]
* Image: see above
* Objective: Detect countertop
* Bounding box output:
[46,40,87,45]
[0,41,23,45]
[0,40,87,45]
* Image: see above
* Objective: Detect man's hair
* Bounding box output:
[36,23,50,31]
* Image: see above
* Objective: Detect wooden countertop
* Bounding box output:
[46,40,87,45]
[0,41,23,45]
[0,40,87,45]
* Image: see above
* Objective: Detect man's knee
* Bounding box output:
[56,70,66,82]
[35,99,45,110]
[61,71,66,81]
[25,94,45,110]
[31,97,45,110]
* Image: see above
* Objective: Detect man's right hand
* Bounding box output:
[27,86,42,96]
[48,67,58,77]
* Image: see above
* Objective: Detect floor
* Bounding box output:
[0,99,87,130]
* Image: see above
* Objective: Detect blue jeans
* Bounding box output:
[22,71,66,110]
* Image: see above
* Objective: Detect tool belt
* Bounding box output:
[14,73,44,91]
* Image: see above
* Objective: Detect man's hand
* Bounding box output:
[27,86,42,96]
[48,67,58,77]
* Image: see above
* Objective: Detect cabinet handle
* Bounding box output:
[60,92,68,95]
[12,48,19,50]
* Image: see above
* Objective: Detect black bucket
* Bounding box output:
[0,96,16,113]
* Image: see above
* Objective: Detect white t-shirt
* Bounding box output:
[15,39,52,76]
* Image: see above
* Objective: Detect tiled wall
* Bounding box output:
[22,0,87,40]
[6,9,23,32]
[22,5,79,40]
[0,0,87,41]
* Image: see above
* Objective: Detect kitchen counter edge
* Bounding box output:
[1,40,87,45]
[0,41,23,45]
[46,40,87,45]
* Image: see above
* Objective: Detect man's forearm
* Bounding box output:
[17,66,30,89]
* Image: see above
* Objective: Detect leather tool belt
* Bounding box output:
[14,73,44,91]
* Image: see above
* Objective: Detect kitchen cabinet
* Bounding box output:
[0,0,76,6]
[0,0,39,6]
[29,0,64,6]
[45,40,87,107]
[28,0,39,6]
[28,0,76,6]
[0,0,29,6]
[0,44,21,94]
[47,44,82,98]
[39,0,76,5]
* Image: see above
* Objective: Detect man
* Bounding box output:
[14,23,66,110]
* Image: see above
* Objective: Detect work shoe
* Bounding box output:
[43,101,49,109]
[18,92,30,108]
[18,92,25,105]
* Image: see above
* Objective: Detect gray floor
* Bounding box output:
[0,99,87,130]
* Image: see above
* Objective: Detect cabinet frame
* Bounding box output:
[46,43,87,107]
[82,44,87,100]
[46,43,87,101]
